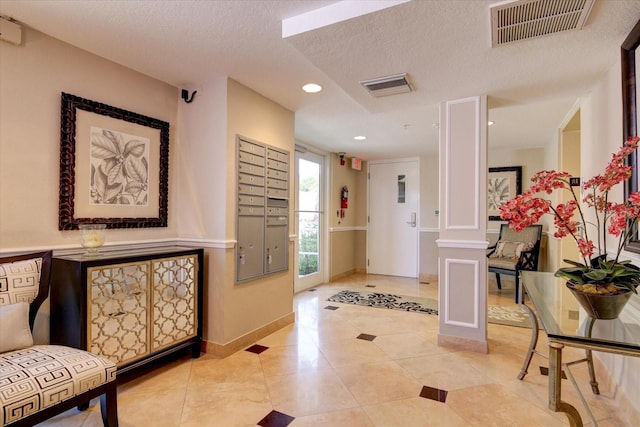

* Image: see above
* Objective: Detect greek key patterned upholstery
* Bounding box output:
[0,252,118,426]
[1,346,116,425]
[0,258,42,307]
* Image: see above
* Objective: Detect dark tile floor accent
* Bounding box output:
[539,366,568,379]
[257,410,295,427]
[245,344,269,354]
[365,284,376,287]
[325,305,339,310]
[357,333,377,341]
[420,385,448,403]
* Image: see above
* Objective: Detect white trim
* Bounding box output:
[367,156,421,165]
[444,258,479,328]
[176,238,236,249]
[420,227,439,233]
[0,238,175,257]
[557,99,583,130]
[0,238,236,257]
[294,149,328,291]
[436,239,489,250]
[282,0,410,38]
[443,97,483,231]
[330,226,367,232]
[293,140,329,156]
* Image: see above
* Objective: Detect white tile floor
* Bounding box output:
[39,274,631,426]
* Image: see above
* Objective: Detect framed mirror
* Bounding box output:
[621,19,640,253]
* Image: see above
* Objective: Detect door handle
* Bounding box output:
[406,212,416,227]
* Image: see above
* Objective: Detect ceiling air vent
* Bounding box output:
[360,73,412,97]
[490,0,595,47]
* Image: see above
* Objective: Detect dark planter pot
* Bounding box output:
[566,282,633,320]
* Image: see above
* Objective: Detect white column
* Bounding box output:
[437,96,489,353]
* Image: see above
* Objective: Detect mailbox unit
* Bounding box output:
[236,136,289,282]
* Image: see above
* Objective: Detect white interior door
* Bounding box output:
[294,150,325,292]
[368,159,419,277]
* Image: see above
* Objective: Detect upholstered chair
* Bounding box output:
[0,251,118,426]
[487,224,543,303]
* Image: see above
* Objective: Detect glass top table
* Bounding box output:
[519,271,640,427]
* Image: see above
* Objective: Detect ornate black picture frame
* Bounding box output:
[488,166,522,221]
[59,93,169,230]
[621,19,640,253]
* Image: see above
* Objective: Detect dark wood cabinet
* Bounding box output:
[50,246,204,376]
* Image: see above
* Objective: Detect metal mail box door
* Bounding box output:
[237,216,265,281]
[266,225,288,273]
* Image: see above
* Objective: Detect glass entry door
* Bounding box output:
[294,149,325,292]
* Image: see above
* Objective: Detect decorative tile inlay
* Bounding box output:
[246,344,269,354]
[540,366,567,379]
[258,410,295,427]
[420,385,448,403]
[357,333,376,341]
[325,305,339,310]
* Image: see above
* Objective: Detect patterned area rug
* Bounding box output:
[327,290,530,328]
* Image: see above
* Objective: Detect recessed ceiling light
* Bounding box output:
[354,135,367,141]
[302,83,322,93]
[488,121,495,126]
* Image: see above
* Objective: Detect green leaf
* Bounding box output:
[555,269,586,283]
[584,270,608,281]
[562,259,586,267]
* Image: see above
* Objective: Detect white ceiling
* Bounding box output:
[2,0,640,160]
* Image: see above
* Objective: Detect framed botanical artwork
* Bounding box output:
[488,166,522,221]
[59,93,170,230]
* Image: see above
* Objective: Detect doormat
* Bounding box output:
[327,290,530,328]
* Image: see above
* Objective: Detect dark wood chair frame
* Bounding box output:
[487,224,543,303]
[2,251,118,427]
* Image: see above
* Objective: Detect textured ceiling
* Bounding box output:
[2,0,640,160]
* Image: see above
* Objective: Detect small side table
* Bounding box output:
[518,271,640,427]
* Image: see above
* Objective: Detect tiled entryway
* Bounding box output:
[39,274,629,426]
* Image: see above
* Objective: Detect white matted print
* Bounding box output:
[58,92,169,229]
[89,126,150,206]
[488,166,522,221]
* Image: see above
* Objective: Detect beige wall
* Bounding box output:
[328,153,367,279]
[419,147,548,277]
[560,129,581,267]
[176,77,228,240]
[1,28,296,352]
[0,26,179,250]
[329,153,366,228]
[190,79,295,347]
[222,79,295,343]
[580,56,640,423]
